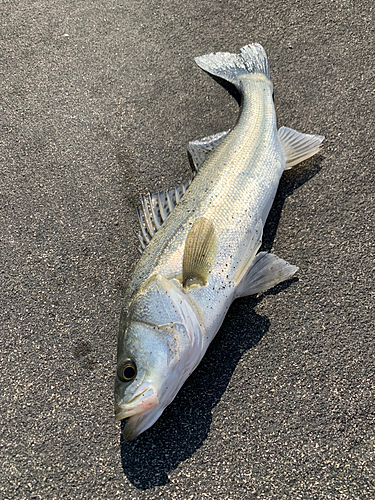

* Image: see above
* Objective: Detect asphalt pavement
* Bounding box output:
[1,0,374,498]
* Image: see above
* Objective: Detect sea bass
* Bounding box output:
[115,43,324,440]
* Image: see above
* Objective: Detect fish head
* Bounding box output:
[115,274,202,440]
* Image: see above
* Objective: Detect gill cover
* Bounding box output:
[128,274,203,374]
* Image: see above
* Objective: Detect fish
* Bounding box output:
[115,43,324,441]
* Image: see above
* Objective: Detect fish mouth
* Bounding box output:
[122,403,166,441]
[115,382,159,421]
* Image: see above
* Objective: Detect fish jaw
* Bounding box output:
[115,382,159,421]
[122,404,167,441]
[122,415,144,441]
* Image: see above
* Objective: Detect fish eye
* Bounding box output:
[119,359,137,382]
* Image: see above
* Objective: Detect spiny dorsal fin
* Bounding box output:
[278,126,325,169]
[183,217,217,287]
[135,179,192,253]
[188,130,230,171]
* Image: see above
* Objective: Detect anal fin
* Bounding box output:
[183,218,216,287]
[279,126,324,169]
[236,252,298,298]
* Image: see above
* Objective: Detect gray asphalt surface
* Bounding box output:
[1,0,374,498]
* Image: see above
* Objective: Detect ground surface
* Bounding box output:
[1,1,374,499]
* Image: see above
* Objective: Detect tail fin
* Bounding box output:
[194,43,270,87]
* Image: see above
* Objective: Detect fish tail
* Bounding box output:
[194,43,270,87]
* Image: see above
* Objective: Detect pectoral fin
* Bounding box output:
[183,218,216,287]
[279,126,325,169]
[236,252,298,298]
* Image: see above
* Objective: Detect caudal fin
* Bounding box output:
[194,43,270,87]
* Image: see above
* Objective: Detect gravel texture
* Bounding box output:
[1,0,374,498]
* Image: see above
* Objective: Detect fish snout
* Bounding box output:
[115,382,159,421]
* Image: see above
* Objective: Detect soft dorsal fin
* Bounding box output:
[279,126,325,170]
[182,217,217,287]
[188,130,230,171]
[135,180,192,253]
